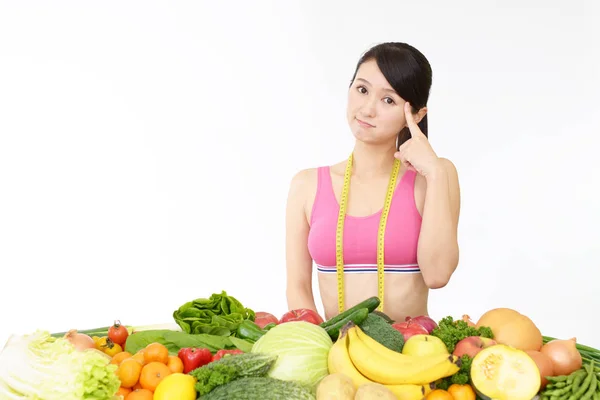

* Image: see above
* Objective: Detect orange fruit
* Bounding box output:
[132,352,146,365]
[132,382,143,390]
[111,351,133,365]
[125,388,153,400]
[167,355,184,373]
[426,389,454,400]
[116,387,132,397]
[143,343,169,364]
[448,384,476,400]
[117,358,143,388]
[139,361,172,391]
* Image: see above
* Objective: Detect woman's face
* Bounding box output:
[346,59,407,146]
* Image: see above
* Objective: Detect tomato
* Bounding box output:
[280,308,324,325]
[92,336,102,347]
[108,320,129,346]
[104,342,123,357]
[96,337,109,351]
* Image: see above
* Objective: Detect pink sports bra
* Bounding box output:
[307,166,422,275]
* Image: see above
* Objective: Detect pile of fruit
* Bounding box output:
[1,290,599,400]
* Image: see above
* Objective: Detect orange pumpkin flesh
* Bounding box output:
[476,308,543,351]
[470,344,541,400]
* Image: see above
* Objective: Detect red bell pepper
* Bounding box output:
[211,349,244,362]
[178,347,212,373]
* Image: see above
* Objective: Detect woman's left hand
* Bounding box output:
[394,102,442,178]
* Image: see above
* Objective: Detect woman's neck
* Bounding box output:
[350,140,397,179]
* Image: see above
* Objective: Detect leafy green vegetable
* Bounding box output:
[436,355,473,390]
[124,329,253,355]
[192,363,239,396]
[430,316,494,353]
[173,290,256,336]
[0,330,120,400]
[251,321,333,389]
[228,336,254,353]
[189,353,277,396]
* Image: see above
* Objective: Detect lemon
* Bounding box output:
[153,373,197,400]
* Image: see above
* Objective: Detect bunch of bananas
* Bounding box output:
[328,324,461,400]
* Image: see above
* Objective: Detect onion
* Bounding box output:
[404,315,438,333]
[64,329,95,351]
[526,350,555,388]
[540,337,582,376]
[462,314,476,327]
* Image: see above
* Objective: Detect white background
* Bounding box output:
[1,1,599,350]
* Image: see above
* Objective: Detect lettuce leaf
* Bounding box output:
[173,290,255,336]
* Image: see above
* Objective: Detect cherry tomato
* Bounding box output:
[108,320,129,346]
[96,336,109,351]
[104,342,123,357]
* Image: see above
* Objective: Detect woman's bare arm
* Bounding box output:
[417,158,461,289]
[285,169,318,312]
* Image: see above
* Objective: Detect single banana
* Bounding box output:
[385,382,436,400]
[327,328,373,388]
[347,325,461,385]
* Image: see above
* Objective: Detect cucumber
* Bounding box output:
[320,296,380,329]
[324,307,369,341]
[200,377,316,400]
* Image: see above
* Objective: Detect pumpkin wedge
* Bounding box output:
[470,344,541,400]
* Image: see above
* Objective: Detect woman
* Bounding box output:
[285,42,460,322]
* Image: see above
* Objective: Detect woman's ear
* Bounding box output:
[414,106,428,125]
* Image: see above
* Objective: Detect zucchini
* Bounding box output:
[200,377,316,400]
[324,307,369,341]
[320,296,380,329]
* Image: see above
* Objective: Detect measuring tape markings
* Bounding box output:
[336,153,401,313]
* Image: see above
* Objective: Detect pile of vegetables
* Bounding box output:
[4,290,600,400]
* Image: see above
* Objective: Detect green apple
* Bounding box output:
[402,334,449,357]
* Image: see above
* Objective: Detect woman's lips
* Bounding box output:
[356,118,375,128]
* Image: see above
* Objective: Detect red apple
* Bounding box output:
[453,336,497,358]
[280,308,324,325]
[254,312,279,329]
[392,320,428,341]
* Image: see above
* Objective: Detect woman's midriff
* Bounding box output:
[317,272,429,322]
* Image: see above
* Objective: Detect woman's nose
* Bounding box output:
[360,97,377,117]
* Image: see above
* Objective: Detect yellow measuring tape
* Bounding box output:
[336,153,402,313]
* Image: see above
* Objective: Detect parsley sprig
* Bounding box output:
[431,316,494,353]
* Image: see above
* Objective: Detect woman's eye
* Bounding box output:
[384,97,395,105]
[357,86,367,94]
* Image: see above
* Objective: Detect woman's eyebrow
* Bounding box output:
[355,78,397,94]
